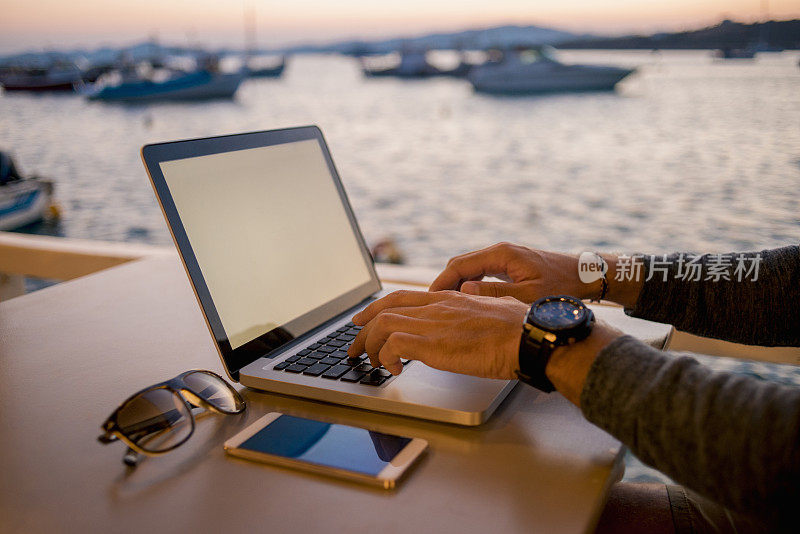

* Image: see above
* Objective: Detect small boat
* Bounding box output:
[438,60,476,78]
[80,63,116,84]
[467,47,635,95]
[0,64,83,92]
[362,51,443,78]
[87,69,245,103]
[0,153,56,231]
[246,56,286,78]
[715,47,756,59]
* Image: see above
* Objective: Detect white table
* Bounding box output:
[0,254,670,533]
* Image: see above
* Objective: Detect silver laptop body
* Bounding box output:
[142,126,515,426]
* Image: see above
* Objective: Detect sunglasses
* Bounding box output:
[98,370,246,466]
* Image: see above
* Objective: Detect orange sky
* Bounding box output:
[3,0,799,53]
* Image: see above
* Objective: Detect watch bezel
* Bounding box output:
[529,295,591,333]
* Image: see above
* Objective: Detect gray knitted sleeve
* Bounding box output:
[581,335,800,524]
[625,245,800,346]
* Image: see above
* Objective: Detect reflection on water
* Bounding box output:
[2,50,798,266]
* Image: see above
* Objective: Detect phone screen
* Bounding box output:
[239,415,413,476]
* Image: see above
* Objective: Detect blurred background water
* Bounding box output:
[2,49,799,266]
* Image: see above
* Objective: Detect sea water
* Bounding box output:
[2,50,798,265]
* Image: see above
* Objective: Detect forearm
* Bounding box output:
[581,336,800,521]
[597,253,644,309]
[626,245,800,346]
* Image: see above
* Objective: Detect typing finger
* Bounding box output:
[352,290,445,326]
[349,306,428,360]
[429,246,513,292]
[378,332,427,375]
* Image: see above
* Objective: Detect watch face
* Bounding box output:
[533,298,586,330]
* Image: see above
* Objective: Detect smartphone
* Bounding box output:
[224,413,428,489]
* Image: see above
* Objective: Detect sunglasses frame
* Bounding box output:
[98,369,246,457]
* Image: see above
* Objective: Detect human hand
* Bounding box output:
[429,242,592,303]
[347,290,528,378]
[430,243,643,309]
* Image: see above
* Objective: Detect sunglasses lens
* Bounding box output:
[116,389,192,453]
[183,371,245,413]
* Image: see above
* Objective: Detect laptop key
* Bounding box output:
[337,334,355,342]
[303,363,331,376]
[307,352,327,360]
[360,370,388,386]
[274,361,290,370]
[322,364,351,379]
[345,322,355,328]
[327,339,346,348]
[285,354,301,363]
[284,364,307,373]
[340,369,368,382]
[336,326,350,333]
[297,349,311,356]
[318,346,336,353]
[297,357,318,366]
[355,362,374,373]
[309,343,322,350]
[345,355,364,366]
[320,356,342,366]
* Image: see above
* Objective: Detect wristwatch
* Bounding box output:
[517,295,595,392]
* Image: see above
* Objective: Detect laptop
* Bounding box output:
[141,126,516,425]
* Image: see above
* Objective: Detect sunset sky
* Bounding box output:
[3,0,799,53]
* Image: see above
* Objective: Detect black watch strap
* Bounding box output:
[517,324,556,393]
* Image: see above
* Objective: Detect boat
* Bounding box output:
[0,153,55,231]
[80,62,117,84]
[439,60,476,78]
[246,56,286,78]
[715,47,757,59]
[0,64,83,92]
[86,69,245,103]
[362,51,443,78]
[467,47,635,95]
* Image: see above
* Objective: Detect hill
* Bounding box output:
[284,25,591,55]
[559,19,800,50]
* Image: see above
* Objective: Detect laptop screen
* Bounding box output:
[157,136,375,353]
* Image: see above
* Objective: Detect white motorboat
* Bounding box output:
[0,63,83,92]
[362,51,443,78]
[0,178,54,230]
[468,47,635,94]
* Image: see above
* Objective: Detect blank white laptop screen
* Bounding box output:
[159,139,373,349]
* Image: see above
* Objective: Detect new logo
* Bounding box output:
[578,252,608,284]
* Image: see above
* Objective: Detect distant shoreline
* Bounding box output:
[2,19,798,65]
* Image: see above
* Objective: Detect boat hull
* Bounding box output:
[247,63,285,78]
[88,71,244,102]
[363,67,442,78]
[0,70,81,92]
[0,180,53,231]
[2,81,76,92]
[469,64,634,95]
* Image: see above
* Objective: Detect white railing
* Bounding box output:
[0,231,172,300]
[0,231,435,301]
[2,230,797,365]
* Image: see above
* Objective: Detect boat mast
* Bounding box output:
[244,1,257,62]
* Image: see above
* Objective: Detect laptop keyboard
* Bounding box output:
[272,322,410,386]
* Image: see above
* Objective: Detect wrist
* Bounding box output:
[545,324,622,407]
[602,254,644,309]
[573,253,606,301]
